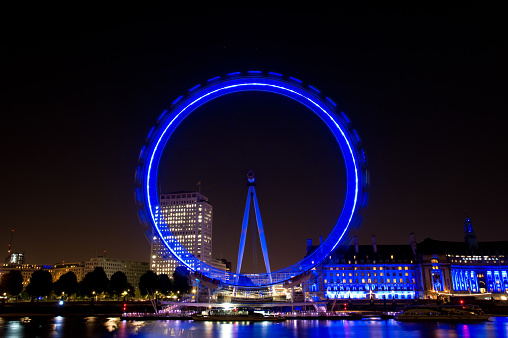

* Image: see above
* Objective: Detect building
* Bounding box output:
[52,262,85,282]
[5,252,24,265]
[417,240,508,298]
[4,230,24,265]
[150,191,212,275]
[304,217,508,301]
[305,236,418,300]
[84,257,149,287]
[0,264,53,288]
[209,259,227,271]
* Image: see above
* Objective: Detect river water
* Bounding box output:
[1,316,508,337]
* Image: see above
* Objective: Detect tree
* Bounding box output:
[53,271,79,297]
[125,283,135,297]
[26,270,53,299]
[0,270,23,297]
[80,267,109,297]
[138,271,158,296]
[173,269,191,295]
[109,271,128,299]
[157,274,173,295]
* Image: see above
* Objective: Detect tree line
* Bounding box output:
[0,268,190,300]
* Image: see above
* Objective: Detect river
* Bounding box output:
[1,316,507,337]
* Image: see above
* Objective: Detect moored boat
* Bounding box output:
[394,304,490,322]
[192,309,285,322]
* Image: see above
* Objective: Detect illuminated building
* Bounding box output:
[150,191,212,275]
[84,257,149,287]
[305,236,418,300]
[0,264,53,287]
[4,230,24,264]
[305,217,508,300]
[210,259,227,271]
[52,262,85,282]
[5,253,24,265]
[417,217,508,298]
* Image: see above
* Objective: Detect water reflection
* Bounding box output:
[0,316,506,337]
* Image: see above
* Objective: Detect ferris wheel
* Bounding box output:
[135,71,368,287]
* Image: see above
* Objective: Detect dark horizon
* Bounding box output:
[1,4,506,272]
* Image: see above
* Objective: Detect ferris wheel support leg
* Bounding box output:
[235,187,253,284]
[252,187,272,284]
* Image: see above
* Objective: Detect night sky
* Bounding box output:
[2,4,506,273]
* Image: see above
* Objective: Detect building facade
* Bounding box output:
[84,257,149,287]
[52,262,85,282]
[304,217,508,301]
[150,191,213,276]
[305,236,418,300]
[0,264,53,288]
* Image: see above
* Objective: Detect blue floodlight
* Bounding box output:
[136,73,366,287]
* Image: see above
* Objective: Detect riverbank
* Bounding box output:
[0,300,154,317]
[1,299,507,317]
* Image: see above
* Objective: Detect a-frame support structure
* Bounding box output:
[236,170,272,284]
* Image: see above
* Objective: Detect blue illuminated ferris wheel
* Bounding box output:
[135,72,368,287]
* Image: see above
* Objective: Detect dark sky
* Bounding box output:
[1,4,506,273]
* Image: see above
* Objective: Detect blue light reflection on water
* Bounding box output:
[0,317,507,337]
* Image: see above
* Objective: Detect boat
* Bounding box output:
[394,304,490,322]
[191,309,286,322]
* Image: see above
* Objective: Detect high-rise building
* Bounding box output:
[150,191,212,276]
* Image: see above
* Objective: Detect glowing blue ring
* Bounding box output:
[138,74,364,287]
